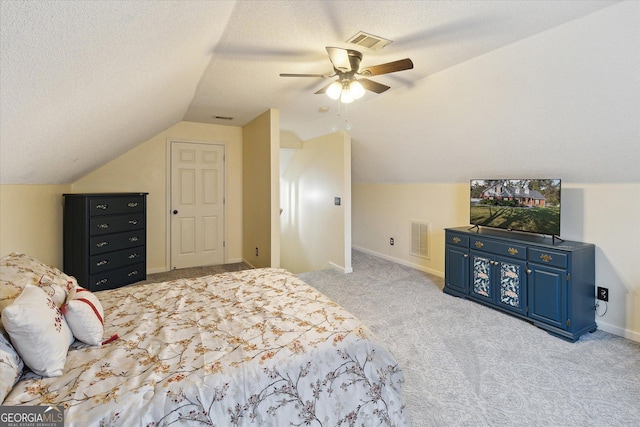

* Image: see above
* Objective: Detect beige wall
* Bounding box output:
[353,182,640,342]
[242,109,280,268]
[0,184,71,267]
[353,183,468,277]
[72,121,243,272]
[280,131,351,274]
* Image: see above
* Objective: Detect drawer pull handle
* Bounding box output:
[96,241,109,248]
[129,236,139,242]
[540,254,553,263]
[508,247,518,255]
[463,254,468,258]
[452,237,461,244]
[95,204,108,210]
[128,270,138,277]
[475,241,484,248]
[128,202,138,208]
[129,253,139,259]
[96,260,109,267]
[97,223,109,229]
[128,220,138,225]
[96,278,108,286]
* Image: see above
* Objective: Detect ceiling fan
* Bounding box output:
[280,47,414,103]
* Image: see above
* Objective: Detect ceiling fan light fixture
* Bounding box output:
[326,81,342,100]
[349,80,365,99]
[340,86,354,104]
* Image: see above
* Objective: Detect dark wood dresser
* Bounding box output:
[63,193,147,291]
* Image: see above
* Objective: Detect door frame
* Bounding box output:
[166,138,226,270]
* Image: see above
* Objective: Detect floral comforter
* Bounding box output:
[4,268,409,426]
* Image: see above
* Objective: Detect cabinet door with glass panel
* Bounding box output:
[470,251,527,316]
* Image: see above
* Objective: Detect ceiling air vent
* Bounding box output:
[346,31,392,51]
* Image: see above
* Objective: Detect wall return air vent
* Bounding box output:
[346,31,392,51]
[410,220,430,259]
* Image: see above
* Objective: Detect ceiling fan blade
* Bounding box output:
[358,78,390,94]
[326,47,352,72]
[360,58,414,76]
[314,80,337,95]
[280,73,333,78]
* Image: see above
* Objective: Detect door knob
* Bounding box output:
[173,210,178,215]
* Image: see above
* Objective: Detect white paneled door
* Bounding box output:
[170,142,225,269]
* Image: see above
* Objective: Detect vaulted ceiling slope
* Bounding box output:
[1,0,635,185]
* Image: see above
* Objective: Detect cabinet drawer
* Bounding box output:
[89,213,145,235]
[89,196,145,216]
[89,262,145,292]
[89,247,145,274]
[528,248,568,268]
[89,230,145,255]
[470,238,527,260]
[447,233,469,247]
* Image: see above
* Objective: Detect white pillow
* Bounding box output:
[1,284,74,377]
[38,275,69,308]
[62,286,104,346]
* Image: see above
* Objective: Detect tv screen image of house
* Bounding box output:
[470,179,561,236]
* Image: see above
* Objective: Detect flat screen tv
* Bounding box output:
[470,179,561,237]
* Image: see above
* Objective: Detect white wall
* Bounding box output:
[281,131,351,273]
[349,2,639,185]
[352,3,640,342]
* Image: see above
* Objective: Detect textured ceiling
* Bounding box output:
[1,0,633,184]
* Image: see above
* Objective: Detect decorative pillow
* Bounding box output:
[0,330,24,403]
[38,275,68,308]
[0,253,77,314]
[62,286,104,345]
[1,284,74,377]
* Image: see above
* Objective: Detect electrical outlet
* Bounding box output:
[255,247,259,257]
[390,238,394,246]
[597,286,608,302]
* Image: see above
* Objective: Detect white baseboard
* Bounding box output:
[328,261,353,274]
[351,245,443,277]
[242,259,257,269]
[596,320,640,343]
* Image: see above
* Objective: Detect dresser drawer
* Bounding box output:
[89,247,145,274]
[447,232,469,247]
[470,237,527,260]
[89,230,145,255]
[89,262,145,292]
[528,248,568,268]
[89,213,145,236]
[89,196,145,216]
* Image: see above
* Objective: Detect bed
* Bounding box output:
[0,253,409,426]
